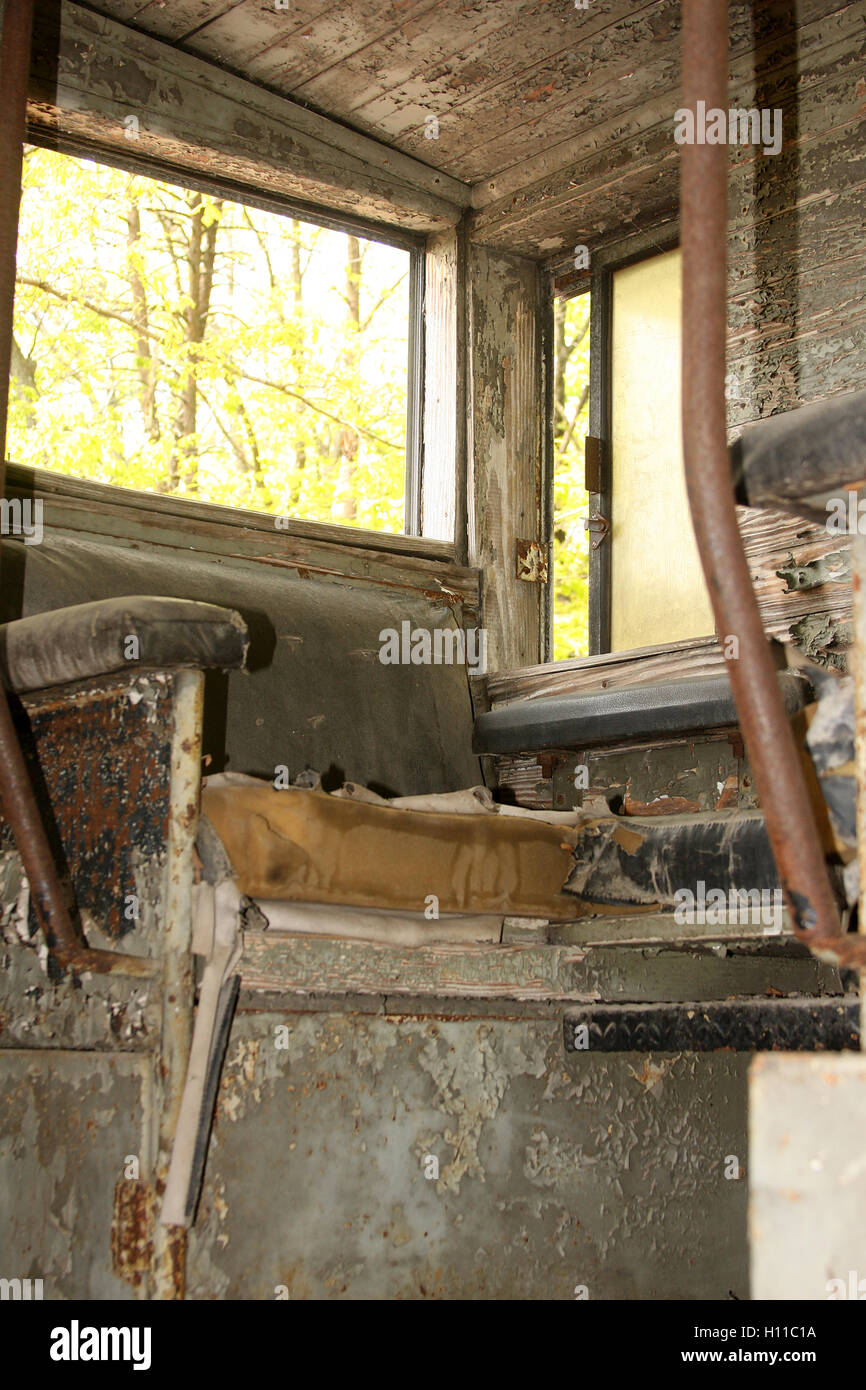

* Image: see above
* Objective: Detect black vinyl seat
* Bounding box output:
[472,670,812,755]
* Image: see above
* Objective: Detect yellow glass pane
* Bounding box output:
[610,247,714,651]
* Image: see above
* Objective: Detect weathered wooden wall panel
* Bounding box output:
[22,1,469,236]
[422,227,465,546]
[468,246,545,672]
[4,464,479,610]
[492,6,865,691]
[79,0,637,189]
[238,932,842,1004]
[470,0,865,256]
[18,0,864,274]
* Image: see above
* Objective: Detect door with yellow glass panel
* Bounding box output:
[609,248,714,652]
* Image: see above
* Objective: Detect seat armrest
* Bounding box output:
[0,595,249,694]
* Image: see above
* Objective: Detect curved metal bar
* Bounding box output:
[0,0,153,978]
[679,0,860,965]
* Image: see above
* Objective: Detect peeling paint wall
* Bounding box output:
[0,1051,152,1300]
[188,1012,749,1300]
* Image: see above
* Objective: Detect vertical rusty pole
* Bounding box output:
[0,1,152,976]
[680,0,844,954]
[0,0,78,960]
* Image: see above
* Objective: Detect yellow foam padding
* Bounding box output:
[201,784,587,921]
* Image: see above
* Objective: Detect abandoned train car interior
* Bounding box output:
[0,0,865,1319]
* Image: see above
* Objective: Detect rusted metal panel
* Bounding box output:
[7,673,173,942]
[0,663,179,1037]
[0,917,160,1050]
[0,838,164,1050]
[552,738,757,817]
[111,1178,156,1290]
[0,669,203,1298]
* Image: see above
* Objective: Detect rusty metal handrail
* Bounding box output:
[0,0,153,978]
[680,0,861,966]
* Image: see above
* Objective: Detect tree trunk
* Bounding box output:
[288,218,307,506]
[331,234,361,523]
[169,192,221,493]
[126,200,160,443]
[553,296,567,451]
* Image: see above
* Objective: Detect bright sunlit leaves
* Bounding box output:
[10,148,410,533]
[552,291,590,660]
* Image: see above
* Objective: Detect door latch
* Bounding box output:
[584,512,610,549]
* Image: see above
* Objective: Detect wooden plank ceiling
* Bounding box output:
[85,0,860,259]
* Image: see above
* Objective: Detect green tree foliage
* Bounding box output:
[552,292,590,660]
[10,148,592,646]
[9,147,410,532]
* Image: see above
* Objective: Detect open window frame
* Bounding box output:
[16,131,429,546]
[546,220,681,659]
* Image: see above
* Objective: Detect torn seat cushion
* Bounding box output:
[201,782,585,921]
[0,596,249,694]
